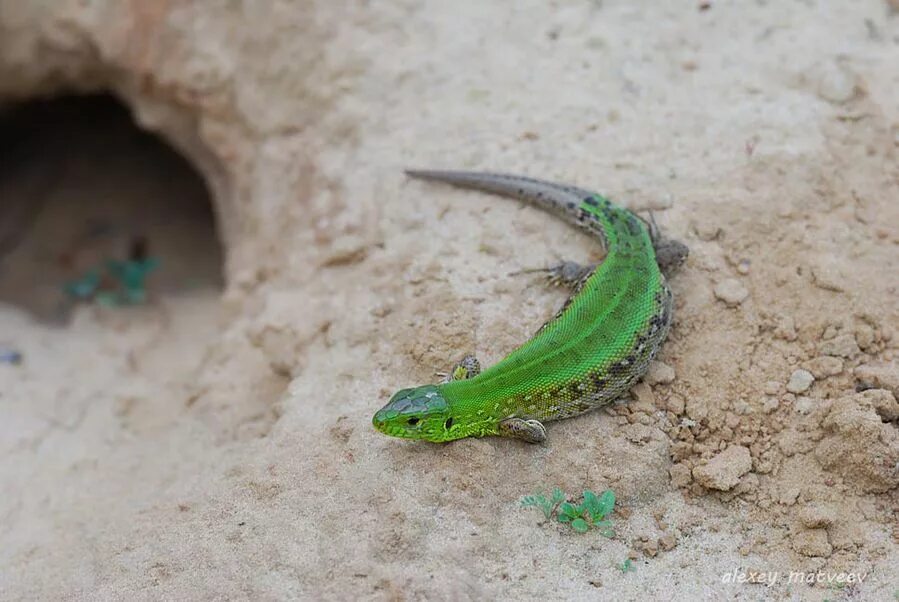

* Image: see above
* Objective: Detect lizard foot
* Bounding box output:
[512,261,596,288]
[644,211,689,275]
[498,418,547,443]
[654,238,689,275]
[437,354,481,383]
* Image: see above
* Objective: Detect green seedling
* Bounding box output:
[521,487,616,535]
[520,487,566,519]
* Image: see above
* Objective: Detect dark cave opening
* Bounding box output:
[0,93,223,324]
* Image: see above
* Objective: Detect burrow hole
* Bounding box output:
[0,93,223,368]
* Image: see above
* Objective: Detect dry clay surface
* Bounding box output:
[1,1,898,600]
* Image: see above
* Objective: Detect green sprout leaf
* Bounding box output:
[557,502,579,523]
[582,490,600,514]
[570,518,589,533]
[550,487,565,505]
[596,490,615,517]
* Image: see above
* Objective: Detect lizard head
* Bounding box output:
[372,384,455,442]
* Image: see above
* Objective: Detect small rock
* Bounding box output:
[854,362,899,396]
[692,220,721,241]
[733,472,759,495]
[813,61,859,105]
[810,264,845,292]
[646,361,676,385]
[798,504,836,529]
[858,388,899,422]
[794,396,816,415]
[692,445,752,491]
[779,487,800,505]
[803,356,843,379]
[786,369,814,394]
[623,423,655,445]
[640,539,658,558]
[666,395,685,415]
[714,279,749,306]
[658,533,677,551]
[763,381,781,396]
[643,195,674,211]
[774,315,797,341]
[0,347,22,365]
[855,323,876,350]
[815,392,899,493]
[762,397,779,413]
[819,334,860,358]
[792,529,833,557]
[670,463,692,488]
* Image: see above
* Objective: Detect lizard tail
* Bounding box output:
[404,168,594,225]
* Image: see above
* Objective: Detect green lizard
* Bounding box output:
[372,170,688,443]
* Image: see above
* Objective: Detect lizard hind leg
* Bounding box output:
[498,418,547,443]
[437,354,481,383]
[644,211,689,275]
[512,260,596,289]
[654,238,689,275]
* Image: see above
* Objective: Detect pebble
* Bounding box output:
[692,445,752,491]
[774,316,798,341]
[858,389,899,421]
[786,369,814,394]
[855,323,875,350]
[793,529,833,558]
[666,395,685,415]
[692,220,721,241]
[798,504,836,529]
[669,463,692,488]
[646,361,676,385]
[854,363,899,396]
[819,334,860,358]
[763,381,781,395]
[803,356,843,379]
[0,347,22,365]
[658,533,677,552]
[713,279,749,306]
[794,396,816,415]
[810,264,845,292]
[779,487,800,505]
[813,61,858,105]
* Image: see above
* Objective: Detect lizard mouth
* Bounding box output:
[371,409,414,438]
[371,409,390,433]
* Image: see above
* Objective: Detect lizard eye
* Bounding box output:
[407,417,420,426]
[444,417,454,429]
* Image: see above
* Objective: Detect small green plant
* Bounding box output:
[521,487,616,535]
[520,487,566,519]
[619,558,635,573]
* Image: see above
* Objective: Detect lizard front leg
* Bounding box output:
[437,354,481,383]
[498,418,547,444]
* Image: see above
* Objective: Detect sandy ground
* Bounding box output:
[0,1,898,600]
